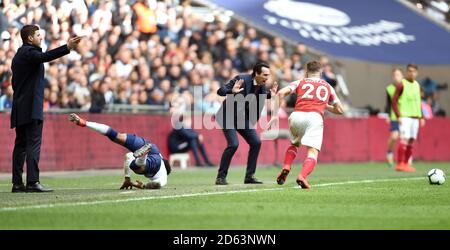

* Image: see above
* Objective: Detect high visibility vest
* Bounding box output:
[386,83,397,121]
[398,79,422,118]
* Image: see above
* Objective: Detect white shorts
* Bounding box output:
[399,117,419,140]
[288,111,324,150]
[149,156,167,187]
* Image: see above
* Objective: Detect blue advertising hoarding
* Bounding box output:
[205,0,450,64]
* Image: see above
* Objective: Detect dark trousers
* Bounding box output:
[218,128,261,179]
[171,138,211,165]
[12,119,43,185]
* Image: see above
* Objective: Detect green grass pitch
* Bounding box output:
[0,162,449,229]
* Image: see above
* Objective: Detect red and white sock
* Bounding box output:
[300,157,317,178]
[282,145,298,171]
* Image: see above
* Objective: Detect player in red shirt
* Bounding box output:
[268,61,344,189]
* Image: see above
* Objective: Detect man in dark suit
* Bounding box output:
[215,62,277,185]
[168,125,214,167]
[10,25,82,192]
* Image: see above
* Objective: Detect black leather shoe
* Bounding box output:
[244,177,263,184]
[215,177,228,185]
[206,162,215,167]
[26,182,53,192]
[12,183,26,193]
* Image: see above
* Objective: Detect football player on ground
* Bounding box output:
[268,61,344,189]
[68,113,171,189]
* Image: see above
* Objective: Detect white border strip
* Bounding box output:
[0,177,425,212]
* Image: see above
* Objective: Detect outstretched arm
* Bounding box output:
[26,45,70,64]
[267,86,292,129]
[326,102,344,115]
[326,87,344,115]
[217,75,244,96]
[275,86,292,105]
[120,158,135,189]
[26,36,83,64]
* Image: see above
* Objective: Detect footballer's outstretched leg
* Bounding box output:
[69,114,170,190]
[69,113,127,145]
[68,114,154,157]
[68,113,153,168]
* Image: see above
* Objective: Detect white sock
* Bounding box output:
[135,156,146,167]
[124,153,134,177]
[124,165,132,178]
[86,121,110,135]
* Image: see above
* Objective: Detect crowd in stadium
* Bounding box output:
[0,0,447,117]
[0,0,332,115]
[410,0,450,23]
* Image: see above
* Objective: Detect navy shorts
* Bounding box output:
[390,121,399,132]
[125,134,161,177]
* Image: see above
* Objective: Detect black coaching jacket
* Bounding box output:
[215,73,271,129]
[10,43,70,128]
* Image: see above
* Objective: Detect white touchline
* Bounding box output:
[0,177,425,212]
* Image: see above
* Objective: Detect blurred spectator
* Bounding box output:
[0,83,13,111]
[411,0,450,23]
[320,56,337,88]
[148,88,166,106]
[427,0,449,21]
[133,0,157,40]
[420,76,448,117]
[420,77,438,99]
[199,80,224,114]
[0,0,334,116]
[89,80,107,113]
[422,96,434,119]
[168,116,214,167]
[296,42,319,67]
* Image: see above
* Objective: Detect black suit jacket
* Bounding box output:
[10,44,70,128]
[215,74,271,129]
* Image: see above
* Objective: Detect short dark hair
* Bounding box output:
[251,61,270,77]
[407,64,418,70]
[20,25,39,43]
[163,159,171,175]
[306,60,322,73]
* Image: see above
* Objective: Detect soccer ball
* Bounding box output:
[427,169,446,185]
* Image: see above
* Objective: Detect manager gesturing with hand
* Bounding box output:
[215,61,277,185]
[10,24,83,193]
